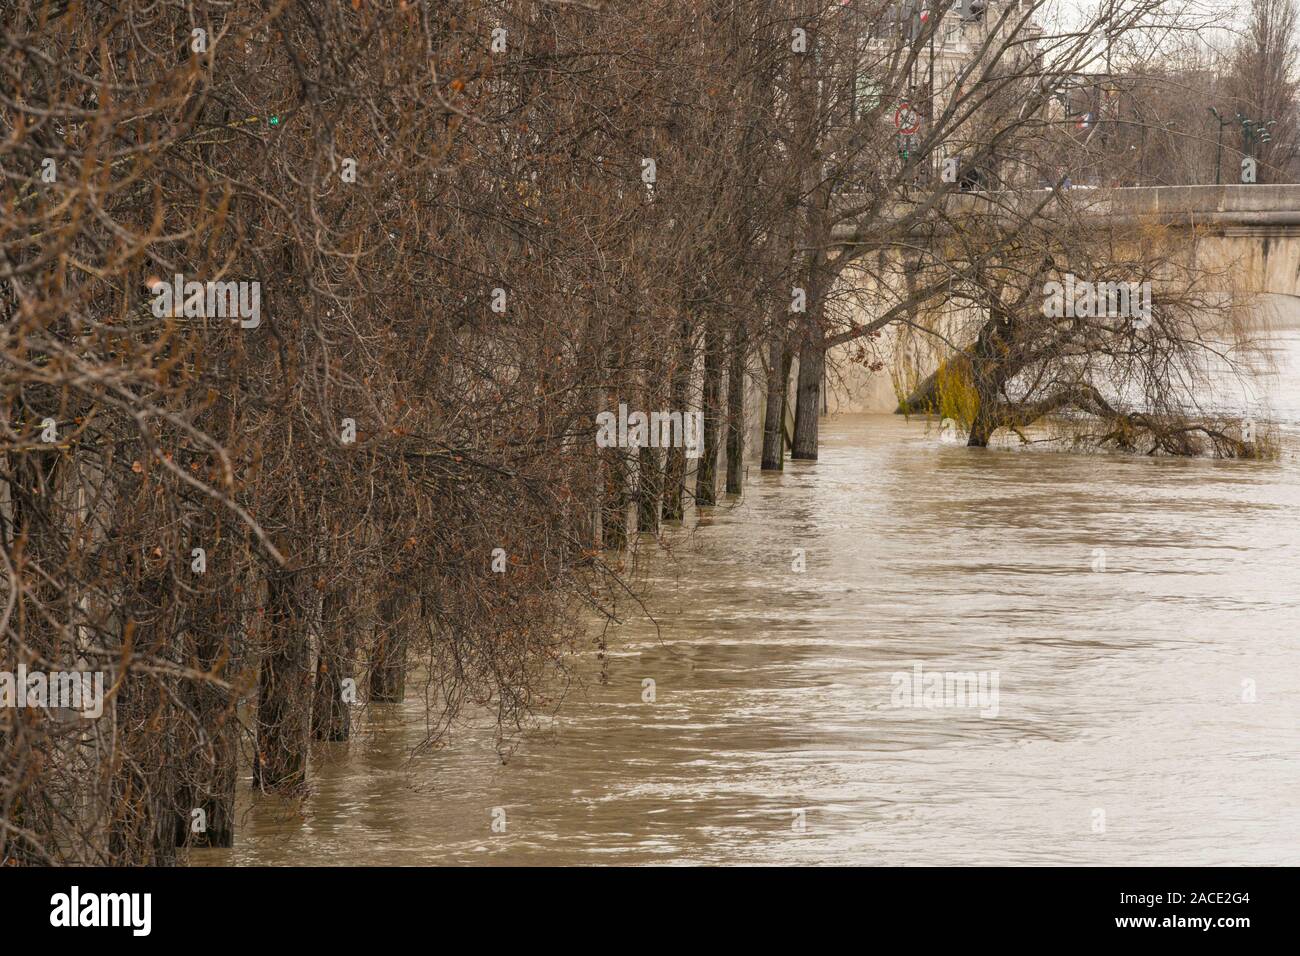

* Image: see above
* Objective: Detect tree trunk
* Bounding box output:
[725,323,746,494]
[174,721,235,848]
[312,589,354,741]
[661,442,686,521]
[253,570,312,793]
[792,336,824,460]
[761,336,789,470]
[369,589,405,703]
[661,322,692,520]
[601,447,629,550]
[636,444,662,533]
[965,310,1015,448]
[966,410,997,447]
[896,367,940,414]
[175,621,237,848]
[695,321,723,505]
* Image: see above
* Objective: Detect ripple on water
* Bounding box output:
[194,352,1300,865]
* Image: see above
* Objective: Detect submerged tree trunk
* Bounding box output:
[312,589,355,742]
[791,335,824,460]
[661,444,686,521]
[174,721,236,848]
[108,680,180,861]
[661,320,693,521]
[966,409,997,447]
[725,323,746,494]
[895,367,940,414]
[253,569,312,793]
[369,589,406,703]
[696,320,723,505]
[175,620,238,848]
[965,308,1017,448]
[761,336,789,470]
[105,571,185,862]
[636,445,662,533]
[601,447,629,550]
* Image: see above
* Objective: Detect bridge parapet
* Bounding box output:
[835,184,1300,243]
[1101,184,1300,217]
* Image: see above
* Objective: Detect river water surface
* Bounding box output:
[197,332,1300,866]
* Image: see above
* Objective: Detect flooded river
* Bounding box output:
[196,332,1300,866]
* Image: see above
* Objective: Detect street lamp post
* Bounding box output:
[1238,115,1275,182]
[1241,116,1275,156]
[1209,107,1231,184]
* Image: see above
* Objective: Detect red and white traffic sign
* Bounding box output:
[894,103,921,135]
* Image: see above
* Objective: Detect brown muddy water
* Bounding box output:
[194,333,1300,866]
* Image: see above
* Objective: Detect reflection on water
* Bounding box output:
[195,334,1300,866]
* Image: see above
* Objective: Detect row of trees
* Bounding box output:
[1042,0,1300,187]
[1,0,1266,864]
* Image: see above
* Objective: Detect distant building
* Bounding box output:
[848,1,1044,184]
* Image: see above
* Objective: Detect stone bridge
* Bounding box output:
[827,184,1300,413]
[835,183,1300,298]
